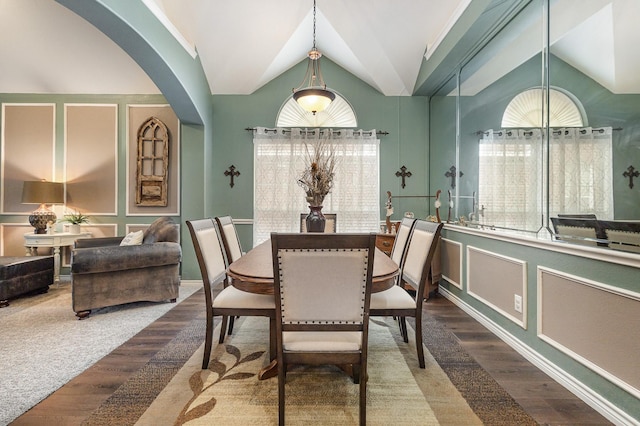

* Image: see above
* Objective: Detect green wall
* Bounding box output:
[209,58,431,249]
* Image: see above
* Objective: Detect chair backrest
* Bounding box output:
[390,217,417,268]
[401,220,443,295]
[215,216,243,263]
[605,229,640,253]
[558,214,597,219]
[271,233,376,330]
[186,219,228,306]
[555,225,599,246]
[299,213,337,233]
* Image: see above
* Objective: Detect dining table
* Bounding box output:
[226,239,399,379]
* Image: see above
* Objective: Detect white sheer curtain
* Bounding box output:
[478,127,613,230]
[549,127,613,219]
[253,127,379,245]
[478,129,543,230]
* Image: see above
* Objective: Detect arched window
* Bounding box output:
[501,87,585,128]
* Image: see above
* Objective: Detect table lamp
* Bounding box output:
[21,180,65,234]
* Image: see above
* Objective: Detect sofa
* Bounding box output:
[70,217,182,319]
[0,256,54,307]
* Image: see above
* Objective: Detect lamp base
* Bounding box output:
[29,210,57,234]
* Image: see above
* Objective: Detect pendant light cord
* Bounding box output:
[312,0,317,50]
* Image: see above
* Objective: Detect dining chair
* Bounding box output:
[386,217,417,339]
[370,219,443,368]
[271,232,377,426]
[187,218,275,369]
[214,215,245,335]
[215,215,244,263]
[390,217,417,274]
[299,212,337,233]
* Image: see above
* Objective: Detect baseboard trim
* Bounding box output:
[438,286,637,426]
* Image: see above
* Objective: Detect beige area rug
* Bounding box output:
[0,280,200,425]
[136,316,482,425]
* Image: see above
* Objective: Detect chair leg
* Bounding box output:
[228,315,236,335]
[352,364,360,384]
[218,315,229,344]
[202,316,213,369]
[278,361,286,426]
[359,362,367,426]
[399,317,409,343]
[415,312,425,369]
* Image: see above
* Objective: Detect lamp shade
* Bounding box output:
[21,181,64,204]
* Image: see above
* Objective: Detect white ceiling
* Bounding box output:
[1,0,637,98]
[0,0,470,96]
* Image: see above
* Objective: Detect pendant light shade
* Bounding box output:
[293,87,335,113]
[292,0,335,115]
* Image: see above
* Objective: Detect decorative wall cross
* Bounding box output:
[395,165,412,189]
[623,165,639,189]
[445,165,463,189]
[224,165,240,188]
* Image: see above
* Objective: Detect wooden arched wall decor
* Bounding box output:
[136,117,169,206]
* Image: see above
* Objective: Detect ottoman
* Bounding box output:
[0,256,54,307]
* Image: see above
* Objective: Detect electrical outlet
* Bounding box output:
[514,294,523,313]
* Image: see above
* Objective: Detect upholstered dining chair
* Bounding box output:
[390,217,417,275]
[215,215,244,263]
[299,213,337,233]
[271,232,377,426]
[370,220,443,368]
[214,215,245,335]
[187,218,275,369]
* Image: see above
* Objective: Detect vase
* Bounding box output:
[305,205,326,233]
[69,224,81,234]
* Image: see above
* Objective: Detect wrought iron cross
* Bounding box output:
[623,165,639,189]
[395,165,412,189]
[445,165,463,189]
[224,165,240,188]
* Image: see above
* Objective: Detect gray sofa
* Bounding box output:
[0,256,54,307]
[70,217,182,319]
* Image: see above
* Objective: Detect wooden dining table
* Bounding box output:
[226,239,399,379]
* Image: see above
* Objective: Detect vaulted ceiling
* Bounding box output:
[0,0,637,98]
[0,0,470,96]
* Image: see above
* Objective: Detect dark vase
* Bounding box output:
[306,205,326,232]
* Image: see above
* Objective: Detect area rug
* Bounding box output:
[132,316,482,425]
[0,280,200,425]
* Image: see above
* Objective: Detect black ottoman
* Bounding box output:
[0,256,54,307]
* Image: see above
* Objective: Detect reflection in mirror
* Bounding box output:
[547,0,640,252]
[457,0,544,232]
[549,0,640,221]
[443,0,640,253]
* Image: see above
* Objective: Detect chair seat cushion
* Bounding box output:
[283,331,361,352]
[212,285,275,310]
[370,285,416,310]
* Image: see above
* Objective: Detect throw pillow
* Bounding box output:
[120,230,144,246]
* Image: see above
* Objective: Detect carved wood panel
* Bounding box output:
[136,117,169,206]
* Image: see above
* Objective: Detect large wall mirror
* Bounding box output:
[437,0,640,252]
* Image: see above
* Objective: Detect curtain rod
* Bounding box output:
[245,127,389,136]
[476,127,622,136]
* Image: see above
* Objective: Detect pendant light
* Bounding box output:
[292,0,335,115]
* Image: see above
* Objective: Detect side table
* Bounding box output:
[375,233,396,256]
[24,232,92,284]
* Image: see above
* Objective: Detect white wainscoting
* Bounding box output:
[467,245,527,329]
[537,266,640,400]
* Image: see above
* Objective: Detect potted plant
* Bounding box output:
[59,211,90,234]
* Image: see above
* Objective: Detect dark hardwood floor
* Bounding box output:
[13,287,611,425]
